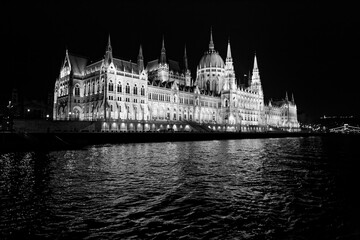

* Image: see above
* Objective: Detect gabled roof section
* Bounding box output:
[168,60,181,73]
[146,59,183,74]
[113,58,139,73]
[146,59,159,72]
[68,53,88,76]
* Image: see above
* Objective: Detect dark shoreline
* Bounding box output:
[0,131,353,152]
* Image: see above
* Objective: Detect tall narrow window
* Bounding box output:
[117,84,122,93]
[74,85,80,96]
[141,85,145,96]
[126,83,130,94]
[133,84,138,95]
[109,81,114,92]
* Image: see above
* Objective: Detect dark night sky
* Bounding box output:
[2,1,359,119]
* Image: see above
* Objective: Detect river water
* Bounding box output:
[1,136,360,239]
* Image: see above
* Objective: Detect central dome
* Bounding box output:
[198,51,225,69]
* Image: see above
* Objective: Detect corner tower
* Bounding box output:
[158,35,169,82]
[225,39,236,91]
[249,53,263,95]
[184,45,191,86]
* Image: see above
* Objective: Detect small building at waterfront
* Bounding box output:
[53,30,299,132]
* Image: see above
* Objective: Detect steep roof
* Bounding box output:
[168,60,181,73]
[68,53,88,76]
[146,59,159,72]
[113,58,139,73]
[146,59,182,73]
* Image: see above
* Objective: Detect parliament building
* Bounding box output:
[53,30,299,132]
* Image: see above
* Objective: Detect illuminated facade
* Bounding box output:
[53,32,299,132]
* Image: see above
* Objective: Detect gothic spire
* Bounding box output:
[184,44,188,70]
[285,91,289,101]
[137,44,144,72]
[226,38,232,62]
[105,34,113,65]
[209,27,214,51]
[107,34,112,52]
[253,52,258,71]
[160,35,166,64]
[291,93,295,103]
[138,44,143,59]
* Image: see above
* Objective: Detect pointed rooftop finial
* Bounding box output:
[105,34,113,65]
[160,35,166,64]
[184,44,188,70]
[291,93,295,103]
[226,38,232,61]
[209,27,214,51]
[162,35,165,50]
[107,34,112,52]
[138,44,143,58]
[253,52,258,70]
[138,44,144,72]
[285,91,289,101]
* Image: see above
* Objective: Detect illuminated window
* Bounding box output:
[109,81,114,92]
[74,85,80,96]
[141,86,145,96]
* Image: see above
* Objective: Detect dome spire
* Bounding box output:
[226,38,232,61]
[253,52,258,71]
[209,27,214,51]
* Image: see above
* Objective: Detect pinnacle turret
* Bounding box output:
[253,52,258,71]
[137,44,144,72]
[160,35,166,64]
[107,34,112,52]
[105,34,113,65]
[249,52,262,93]
[184,44,188,70]
[226,38,232,62]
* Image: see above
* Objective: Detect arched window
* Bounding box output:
[109,81,114,92]
[101,77,104,92]
[133,84,138,95]
[92,82,95,94]
[74,85,80,96]
[141,85,145,96]
[117,83,122,93]
[126,83,130,94]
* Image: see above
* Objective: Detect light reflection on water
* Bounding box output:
[1,137,360,239]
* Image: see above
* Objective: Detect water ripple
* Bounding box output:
[1,137,360,239]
